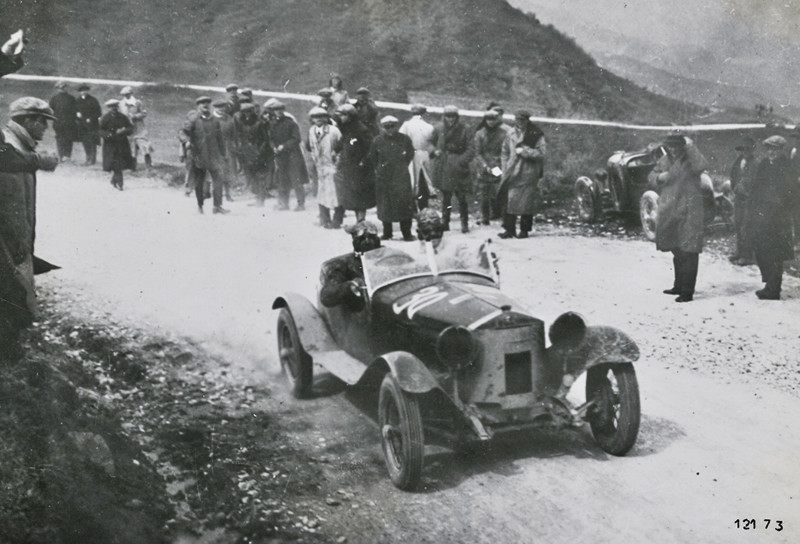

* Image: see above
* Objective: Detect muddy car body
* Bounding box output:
[273,243,642,489]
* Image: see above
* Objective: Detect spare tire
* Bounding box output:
[639,190,659,242]
[574,176,599,223]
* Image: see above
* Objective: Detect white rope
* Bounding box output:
[3,73,790,132]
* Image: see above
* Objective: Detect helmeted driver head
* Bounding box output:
[416,208,444,242]
[345,221,381,255]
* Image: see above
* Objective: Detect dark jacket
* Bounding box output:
[319,253,364,310]
[499,124,546,215]
[369,131,416,222]
[334,118,375,210]
[431,120,472,193]
[747,156,795,262]
[99,110,134,172]
[49,91,78,139]
[269,114,309,186]
[235,113,273,169]
[355,99,380,136]
[76,94,102,144]
[180,112,227,170]
[730,153,756,198]
[0,51,23,78]
[473,124,509,184]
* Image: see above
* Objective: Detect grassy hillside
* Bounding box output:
[2,0,701,123]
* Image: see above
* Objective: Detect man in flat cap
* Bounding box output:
[746,135,796,299]
[333,103,374,223]
[179,96,229,213]
[99,99,134,190]
[728,136,757,265]
[225,84,240,116]
[317,88,337,116]
[306,106,343,227]
[269,101,308,211]
[234,102,273,206]
[119,86,154,169]
[473,108,509,225]
[399,104,436,211]
[75,83,101,165]
[213,98,237,202]
[369,115,416,241]
[240,89,260,116]
[49,81,78,162]
[648,132,709,302]
[355,87,380,136]
[431,105,472,233]
[0,97,59,356]
[319,221,381,310]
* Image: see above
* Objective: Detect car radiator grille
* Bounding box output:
[505,351,532,395]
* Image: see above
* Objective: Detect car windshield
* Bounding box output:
[361,241,497,295]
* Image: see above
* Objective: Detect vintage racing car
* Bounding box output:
[574,145,733,241]
[273,242,642,489]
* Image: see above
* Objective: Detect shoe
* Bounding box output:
[662,287,680,295]
[213,206,230,214]
[497,231,515,239]
[294,204,305,211]
[381,234,392,240]
[329,223,342,229]
[675,294,693,303]
[197,205,204,214]
[322,223,333,229]
[461,226,470,233]
[516,231,529,239]
[226,194,234,202]
[117,184,123,191]
[756,289,780,300]
[402,234,416,242]
[275,203,290,211]
[738,259,756,266]
[481,219,490,226]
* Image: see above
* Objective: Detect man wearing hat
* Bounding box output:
[319,221,381,310]
[728,136,757,265]
[75,83,101,165]
[0,97,59,354]
[49,81,78,162]
[368,115,416,241]
[235,102,273,205]
[239,89,260,116]
[332,103,374,222]
[317,88,336,116]
[268,100,308,211]
[213,98,237,202]
[355,87,380,136]
[399,104,436,211]
[306,106,343,227]
[474,108,509,225]
[746,135,795,299]
[647,133,709,302]
[99,99,134,190]
[431,105,472,233]
[119,86,154,169]
[179,96,229,213]
[225,84,240,115]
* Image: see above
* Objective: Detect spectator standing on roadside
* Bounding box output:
[355,87,380,136]
[317,88,337,116]
[225,84,240,116]
[213,98,237,202]
[306,107,343,228]
[75,84,101,166]
[240,89,260,116]
[473,109,509,225]
[235,103,273,206]
[333,103,374,223]
[431,105,472,233]
[119,86,154,168]
[179,96,229,214]
[728,137,757,265]
[269,101,308,211]
[99,99,134,191]
[0,98,59,356]
[399,104,436,211]
[49,81,78,162]
[498,111,545,239]
[369,115,416,241]
[747,135,796,300]
[647,133,708,303]
[329,73,349,107]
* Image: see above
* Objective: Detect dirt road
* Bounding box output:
[35,165,800,543]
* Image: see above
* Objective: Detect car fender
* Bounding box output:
[272,292,338,353]
[357,351,439,394]
[546,325,640,378]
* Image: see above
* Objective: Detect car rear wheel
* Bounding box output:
[378,373,424,490]
[575,176,598,222]
[639,190,659,242]
[586,363,640,456]
[276,308,312,398]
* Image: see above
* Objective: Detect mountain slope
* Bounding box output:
[1,0,700,123]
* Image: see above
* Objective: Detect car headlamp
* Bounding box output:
[436,326,477,370]
[548,312,587,347]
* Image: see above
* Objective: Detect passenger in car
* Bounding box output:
[319,221,381,309]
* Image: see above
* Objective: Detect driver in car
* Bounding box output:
[319,220,382,309]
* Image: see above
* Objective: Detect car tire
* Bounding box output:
[639,190,659,242]
[574,176,598,223]
[586,363,640,456]
[378,373,424,490]
[276,308,313,399]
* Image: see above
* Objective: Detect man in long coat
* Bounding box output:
[333,104,374,222]
[369,116,416,241]
[75,83,101,165]
[213,99,237,202]
[728,137,757,265]
[99,99,134,190]
[473,109,508,225]
[306,107,343,228]
[0,98,59,356]
[498,111,545,239]
[49,81,78,161]
[431,105,472,233]
[268,101,308,211]
[355,87,380,136]
[119,86,154,168]
[235,103,273,206]
[747,135,796,300]
[399,104,436,211]
[179,96,229,214]
[647,133,709,303]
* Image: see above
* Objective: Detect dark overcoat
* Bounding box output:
[0,51,23,78]
[99,111,134,172]
[76,94,102,144]
[269,115,309,187]
[431,120,472,193]
[334,119,375,210]
[499,126,546,215]
[49,91,78,140]
[235,115,273,170]
[181,113,226,171]
[369,132,416,222]
[747,156,796,262]
[648,143,708,253]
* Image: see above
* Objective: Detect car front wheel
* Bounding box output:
[586,363,640,456]
[276,308,313,398]
[639,190,659,242]
[378,373,424,490]
[575,176,598,222]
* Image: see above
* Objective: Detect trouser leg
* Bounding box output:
[520,214,533,234]
[441,191,452,229]
[293,173,305,207]
[56,133,72,159]
[400,219,412,239]
[480,182,493,223]
[276,173,290,208]
[671,251,681,290]
[332,206,345,227]
[193,166,206,207]
[355,209,366,222]
[382,221,393,238]
[319,205,331,226]
[458,194,469,230]
[767,260,784,295]
[683,252,699,296]
[503,214,517,235]
[111,168,123,188]
[209,167,224,207]
[417,175,430,210]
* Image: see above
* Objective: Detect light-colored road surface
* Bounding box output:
[37,165,800,543]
